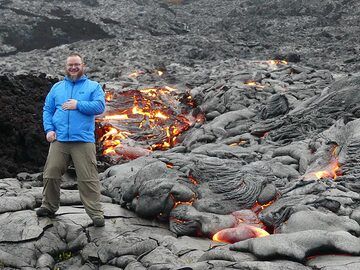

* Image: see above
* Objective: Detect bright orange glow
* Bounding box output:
[164,86,177,92]
[140,88,158,94]
[230,140,247,146]
[103,148,116,155]
[314,161,341,180]
[212,225,269,243]
[306,146,342,180]
[268,60,288,65]
[246,81,257,86]
[252,200,275,213]
[173,200,193,208]
[155,111,168,119]
[128,70,144,78]
[96,86,202,160]
[170,194,196,209]
[105,91,114,101]
[169,217,189,224]
[188,175,199,185]
[104,114,129,120]
[244,81,265,89]
[157,70,164,76]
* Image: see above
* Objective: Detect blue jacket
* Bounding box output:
[43,75,105,143]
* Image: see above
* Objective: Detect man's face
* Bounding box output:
[65,56,85,80]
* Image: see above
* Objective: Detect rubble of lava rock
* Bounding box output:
[2,58,360,269]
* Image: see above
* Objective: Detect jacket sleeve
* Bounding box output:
[43,88,56,133]
[77,83,105,115]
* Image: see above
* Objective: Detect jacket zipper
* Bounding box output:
[68,81,75,140]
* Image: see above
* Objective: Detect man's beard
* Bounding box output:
[66,68,84,80]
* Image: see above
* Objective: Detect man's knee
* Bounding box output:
[43,165,64,179]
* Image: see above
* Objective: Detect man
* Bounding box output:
[36,52,106,227]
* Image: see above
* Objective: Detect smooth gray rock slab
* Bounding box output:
[0,210,51,242]
[198,248,256,263]
[175,259,312,270]
[36,253,55,269]
[56,203,138,220]
[60,188,112,205]
[0,242,37,268]
[160,235,224,265]
[103,202,138,218]
[0,178,21,190]
[0,179,38,213]
[232,260,313,270]
[278,210,360,235]
[306,255,360,270]
[230,230,360,262]
[140,246,180,268]
[161,235,218,256]
[82,232,159,265]
[350,207,360,225]
[0,194,36,213]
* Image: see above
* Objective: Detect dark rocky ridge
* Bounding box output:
[0,8,113,55]
[0,0,360,78]
[1,0,360,269]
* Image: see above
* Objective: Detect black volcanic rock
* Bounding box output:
[0,74,57,178]
[0,0,360,75]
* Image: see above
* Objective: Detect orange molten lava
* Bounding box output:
[244,81,265,89]
[105,90,114,101]
[251,200,275,213]
[268,60,288,65]
[128,70,145,78]
[96,86,201,161]
[307,146,342,180]
[170,193,196,209]
[212,225,269,244]
[314,160,341,180]
[188,175,199,186]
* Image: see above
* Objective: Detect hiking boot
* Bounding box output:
[92,217,105,227]
[36,207,55,218]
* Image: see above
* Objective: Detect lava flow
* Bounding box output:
[212,209,270,243]
[96,86,202,162]
[212,225,269,244]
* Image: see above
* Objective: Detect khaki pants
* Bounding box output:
[41,141,103,219]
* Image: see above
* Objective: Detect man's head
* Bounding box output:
[65,52,85,80]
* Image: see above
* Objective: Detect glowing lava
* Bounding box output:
[306,146,342,180]
[212,225,269,243]
[268,60,288,65]
[314,161,341,180]
[96,86,202,162]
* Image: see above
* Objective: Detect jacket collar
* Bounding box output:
[65,75,87,83]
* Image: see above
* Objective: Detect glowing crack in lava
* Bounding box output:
[96,86,202,162]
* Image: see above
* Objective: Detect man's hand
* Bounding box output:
[46,131,57,143]
[62,99,78,110]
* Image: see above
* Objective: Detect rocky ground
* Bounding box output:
[1,0,360,269]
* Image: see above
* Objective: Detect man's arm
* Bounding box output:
[43,90,56,134]
[77,84,105,115]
